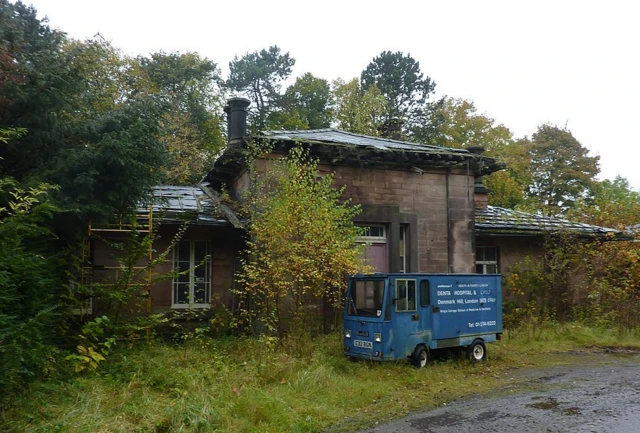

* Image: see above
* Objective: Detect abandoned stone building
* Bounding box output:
[85,97,629,314]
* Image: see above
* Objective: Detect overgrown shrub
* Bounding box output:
[0,179,63,401]
[506,231,640,330]
[236,146,365,337]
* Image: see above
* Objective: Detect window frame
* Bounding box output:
[347,279,385,317]
[172,240,212,309]
[356,224,387,244]
[395,279,417,312]
[419,280,430,307]
[476,246,499,274]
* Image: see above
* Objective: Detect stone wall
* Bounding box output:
[230,156,476,273]
[321,163,475,273]
[91,225,243,313]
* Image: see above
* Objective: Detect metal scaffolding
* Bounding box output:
[80,200,155,322]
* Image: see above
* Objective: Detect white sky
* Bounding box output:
[28,0,640,190]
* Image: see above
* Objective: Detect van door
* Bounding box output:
[418,278,433,343]
[391,277,420,359]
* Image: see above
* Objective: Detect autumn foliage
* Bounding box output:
[236,147,365,337]
[506,178,640,330]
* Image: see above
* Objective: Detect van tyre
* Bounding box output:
[412,345,429,368]
[467,340,486,362]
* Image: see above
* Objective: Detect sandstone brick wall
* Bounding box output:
[231,168,250,199]
[230,155,477,274]
[91,225,242,313]
[475,235,543,299]
[322,164,476,274]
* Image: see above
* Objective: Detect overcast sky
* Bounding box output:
[27,0,640,190]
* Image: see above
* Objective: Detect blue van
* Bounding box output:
[343,273,502,367]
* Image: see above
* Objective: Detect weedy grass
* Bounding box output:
[2,324,640,433]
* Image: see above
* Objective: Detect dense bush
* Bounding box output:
[0,179,64,400]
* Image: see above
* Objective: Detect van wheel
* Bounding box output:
[412,345,429,368]
[467,340,486,362]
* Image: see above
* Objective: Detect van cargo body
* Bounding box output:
[343,273,502,366]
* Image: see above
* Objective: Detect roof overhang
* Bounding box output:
[206,129,505,190]
[475,206,633,241]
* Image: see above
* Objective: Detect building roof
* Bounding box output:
[206,128,504,190]
[475,205,632,240]
[141,187,628,241]
[137,185,243,227]
[260,129,471,155]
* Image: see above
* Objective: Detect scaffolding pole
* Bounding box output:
[83,195,155,339]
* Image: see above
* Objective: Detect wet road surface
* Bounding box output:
[361,353,640,433]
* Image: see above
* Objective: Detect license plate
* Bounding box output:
[354,340,373,349]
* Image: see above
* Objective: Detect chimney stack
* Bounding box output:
[467,146,489,209]
[225,97,251,144]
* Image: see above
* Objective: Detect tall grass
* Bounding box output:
[2,324,640,433]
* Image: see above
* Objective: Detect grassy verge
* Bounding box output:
[2,323,640,433]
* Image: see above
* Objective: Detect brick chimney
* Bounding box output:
[225,97,251,145]
[473,176,489,209]
[467,146,489,209]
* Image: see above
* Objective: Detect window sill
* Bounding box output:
[171,304,211,309]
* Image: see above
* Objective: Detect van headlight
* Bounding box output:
[374,333,382,343]
[345,329,352,339]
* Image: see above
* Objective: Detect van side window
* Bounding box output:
[420,280,430,307]
[396,280,416,312]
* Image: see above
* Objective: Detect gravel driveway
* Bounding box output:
[361,352,640,433]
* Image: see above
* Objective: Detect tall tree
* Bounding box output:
[332,78,387,136]
[138,51,225,184]
[526,124,600,213]
[0,0,74,178]
[62,37,135,117]
[272,73,333,130]
[567,176,640,229]
[360,51,436,137]
[226,46,295,131]
[0,1,168,227]
[432,97,531,208]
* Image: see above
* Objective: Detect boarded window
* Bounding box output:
[357,224,388,273]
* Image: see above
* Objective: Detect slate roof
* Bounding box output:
[475,205,631,239]
[140,187,628,241]
[260,129,471,156]
[206,128,504,190]
[137,185,243,227]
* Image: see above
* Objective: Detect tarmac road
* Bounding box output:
[361,352,640,433]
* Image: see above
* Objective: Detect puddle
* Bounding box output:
[527,397,559,410]
[563,407,582,416]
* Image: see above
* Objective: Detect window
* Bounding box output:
[173,240,211,308]
[420,280,430,307]
[348,280,385,317]
[356,225,387,243]
[395,279,416,312]
[476,246,499,274]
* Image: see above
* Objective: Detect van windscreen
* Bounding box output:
[348,280,385,317]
